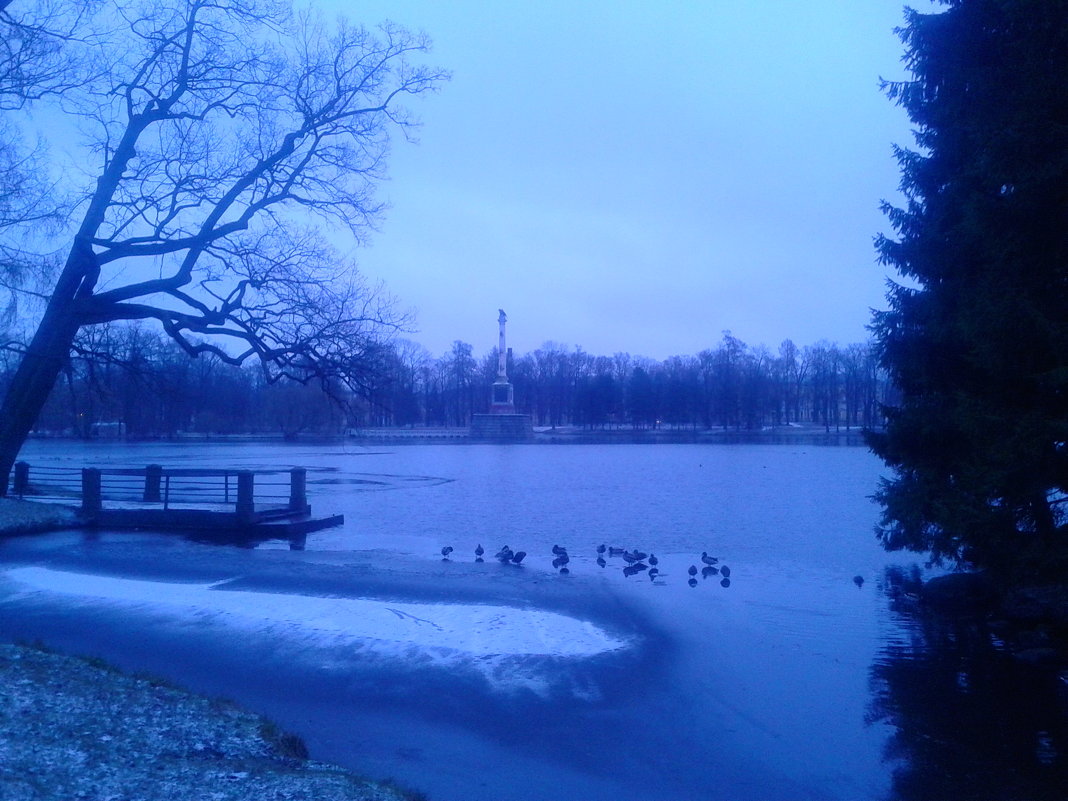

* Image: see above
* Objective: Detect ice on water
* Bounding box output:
[5,566,627,669]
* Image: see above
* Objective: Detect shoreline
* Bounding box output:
[0,501,428,800]
[0,641,423,801]
[26,423,872,447]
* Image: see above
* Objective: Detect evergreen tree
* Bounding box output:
[868,1,1068,575]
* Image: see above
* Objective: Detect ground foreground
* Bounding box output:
[0,499,419,801]
[0,498,80,534]
[0,643,418,801]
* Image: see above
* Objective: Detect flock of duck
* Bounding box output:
[440,542,733,588]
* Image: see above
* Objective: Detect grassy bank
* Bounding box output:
[0,497,80,535]
[0,643,422,801]
[0,505,424,801]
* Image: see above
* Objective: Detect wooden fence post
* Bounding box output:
[289,467,307,512]
[12,461,29,498]
[82,468,102,516]
[236,470,254,524]
[144,464,162,503]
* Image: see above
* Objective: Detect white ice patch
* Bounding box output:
[4,567,627,664]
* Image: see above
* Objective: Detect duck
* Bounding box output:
[608,546,625,557]
[720,565,731,578]
[475,544,485,560]
[495,545,514,562]
[552,544,568,556]
[853,575,864,588]
[511,550,527,565]
[596,557,607,568]
[552,554,570,569]
[688,577,699,588]
[596,543,607,555]
[688,564,698,577]
[441,546,454,560]
[701,552,718,566]
[648,553,659,567]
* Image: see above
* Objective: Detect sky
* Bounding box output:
[319,1,935,361]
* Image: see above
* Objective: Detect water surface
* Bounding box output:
[1,441,1065,800]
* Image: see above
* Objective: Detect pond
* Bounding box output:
[1,440,1065,800]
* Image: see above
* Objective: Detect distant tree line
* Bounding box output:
[0,323,891,438]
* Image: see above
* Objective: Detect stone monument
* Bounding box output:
[490,308,515,413]
[469,308,533,439]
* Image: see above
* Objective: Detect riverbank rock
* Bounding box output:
[0,643,419,801]
[920,571,998,616]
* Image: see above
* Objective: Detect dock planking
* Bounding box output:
[9,462,344,540]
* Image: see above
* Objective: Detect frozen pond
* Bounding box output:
[1,440,1065,800]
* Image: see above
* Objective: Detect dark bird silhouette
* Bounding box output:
[511,550,527,565]
[608,546,625,557]
[688,577,698,588]
[720,577,731,588]
[552,554,570,569]
[720,565,731,578]
[475,544,485,560]
[596,543,607,555]
[688,564,698,577]
[648,553,659,567]
[552,544,568,556]
[622,551,638,564]
[853,575,864,588]
[495,546,514,562]
[702,565,718,579]
[596,557,607,568]
[441,546,454,560]
[701,552,718,566]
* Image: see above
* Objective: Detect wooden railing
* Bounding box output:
[10,462,309,524]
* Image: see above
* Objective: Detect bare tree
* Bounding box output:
[0,0,446,491]
[0,0,97,104]
[0,1,101,332]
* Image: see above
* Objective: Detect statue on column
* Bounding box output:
[491,308,514,412]
[470,307,531,436]
[497,309,508,381]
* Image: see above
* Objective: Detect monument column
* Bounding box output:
[497,309,508,381]
[469,308,531,439]
[491,308,515,413]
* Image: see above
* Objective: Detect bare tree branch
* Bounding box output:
[0,0,446,491]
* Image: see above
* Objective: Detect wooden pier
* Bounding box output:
[10,462,343,539]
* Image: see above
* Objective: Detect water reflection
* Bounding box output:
[870,567,1068,800]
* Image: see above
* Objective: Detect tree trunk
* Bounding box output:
[0,244,94,495]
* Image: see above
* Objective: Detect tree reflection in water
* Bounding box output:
[869,567,1068,801]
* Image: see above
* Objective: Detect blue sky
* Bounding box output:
[321,1,935,360]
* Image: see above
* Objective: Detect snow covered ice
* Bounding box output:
[4,566,628,670]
